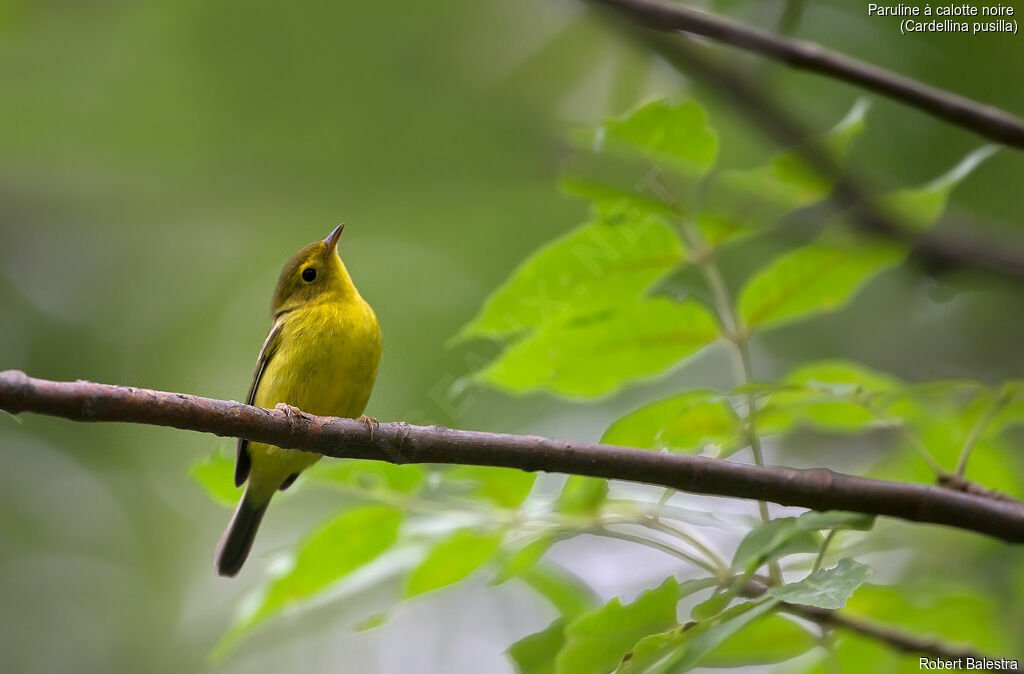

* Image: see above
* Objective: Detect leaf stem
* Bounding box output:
[680,218,783,585]
[859,399,948,476]
[637,515,729,575]
[955,391,1011,478]
[812,529,838,575]
[591,526,720,575]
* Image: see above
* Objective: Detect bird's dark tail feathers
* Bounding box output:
[215,488,269,578]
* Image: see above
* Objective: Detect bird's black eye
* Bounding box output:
[301,267,317,282]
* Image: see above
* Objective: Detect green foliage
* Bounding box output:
[494,535,555,585]
[478,297,719,396]
[592,99,719,176]
[878,145,998,230]
[617,599,781,673]
[796,510,876,532]
[700,613,816,667]
[509,619,569,674]
[700,100,869,242]
[191,95,1023,671]
[602,390,743,455]
[214,505,402,655]
[404,528,503,598]
[732,518,822,574]
[190,450,240,507]
[518,563,601,618]
[555,578,681,674]
[768,558,874,609]
[308,459,426,494]
[458,218,684,340]
[509,577,715,674]
[797,583,1016,672]
[446,465,536,508]
[738,239,902,331]
[556,476,608,515]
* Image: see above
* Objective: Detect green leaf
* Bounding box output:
[307,459,425,494]
[596,99,719,176]
[878,145,998,230]
[797,510,876,532]
[520,563,601,619]
[446,465,536,508]
[676,577,721,598]
[768,558,874,609]
[555,578,680,674]
[737,100,869,207]
[190,451,240,507]
[560,175,681,222]
[458,218,684,340]
[732,518,821,573]
[785,360,903,396]
[353,613,389,632]
[556,476,608,515]
[697,100,869,245]
[617,599,781,673]
[510,619,568,674]
[602,390,743,455]
[701,613,816,667]
[757,360,904,436]
[480,297,720,397]
[691,591,734,621]
[495,535,555,584]
[738,240,901,331]
[991,381,1024,433]
[220,505,402,647]
[404,528,502,598]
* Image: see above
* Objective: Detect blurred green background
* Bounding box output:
[1,0,1022,672]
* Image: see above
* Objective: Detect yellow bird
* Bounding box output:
[216,223,382,577]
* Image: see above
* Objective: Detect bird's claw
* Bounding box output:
[358,414,379,441]
[275,403,305,420]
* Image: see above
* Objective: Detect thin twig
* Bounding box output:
[681,218,784,583]
[3,371,1024,543]
[955,391,1011,478]
[786,604,996,662]
[812,529,838,574]
[591,526,718,574]
[589,0,1024,150]
[741,578,998,661]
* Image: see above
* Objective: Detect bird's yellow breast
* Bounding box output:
[256,299,381,416]
[248,296,382,496]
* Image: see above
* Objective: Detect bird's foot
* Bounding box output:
[275,403,306,420]
[357,414,379,441]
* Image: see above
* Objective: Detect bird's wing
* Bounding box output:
[235,318,285,487]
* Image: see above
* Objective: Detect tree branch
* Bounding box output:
[589,0,1024,150]
[741,578,993,662]
[584,8,1024,283]
[787,604,992,662]
[3,370,1024,544]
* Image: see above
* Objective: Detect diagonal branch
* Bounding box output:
[740,578,995,662]
[3,370,1024,543]
[583,6,1024,282]
[590,0,1024,150]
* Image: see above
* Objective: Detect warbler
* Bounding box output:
[215,223,382,577]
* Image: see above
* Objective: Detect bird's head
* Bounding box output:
[270,223,355,316]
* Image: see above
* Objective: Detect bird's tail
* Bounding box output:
[215,487,269,578]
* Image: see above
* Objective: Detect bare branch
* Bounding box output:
[590,0,1024,150]
[584,7,1024,283]
[740,579,993,661]
[788,604,993,662]
[3,370,1024,544]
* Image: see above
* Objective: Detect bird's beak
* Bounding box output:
[323,223,345,251]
